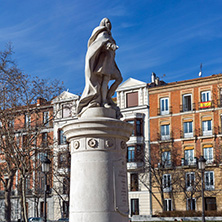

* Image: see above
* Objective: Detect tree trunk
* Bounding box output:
[160,188,165,212]
[4,178,12,222]
[21,176,28,222]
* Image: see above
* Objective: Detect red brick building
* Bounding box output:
[149,74,222,214]
[0,98,54,220]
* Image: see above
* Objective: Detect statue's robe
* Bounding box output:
[77,25,121,116]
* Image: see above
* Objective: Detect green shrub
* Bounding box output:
[156,210,222,217]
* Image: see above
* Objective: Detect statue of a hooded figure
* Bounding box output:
[77,18,122,118]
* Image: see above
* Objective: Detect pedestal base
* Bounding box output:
[62,108,132,222]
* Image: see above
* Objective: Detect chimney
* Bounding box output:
[37,97,47,106]
[151,72,156,83]
[155,77,160,86]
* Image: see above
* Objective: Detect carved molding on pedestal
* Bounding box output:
[88,138,98,148]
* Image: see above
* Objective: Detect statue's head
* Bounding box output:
[100,18,112,31]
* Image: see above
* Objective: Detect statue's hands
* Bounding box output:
[106,43,119,51]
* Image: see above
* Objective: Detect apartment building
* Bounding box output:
[116,78,152,217]
[0,98,54,221]
[149,73,222,214]
[52,91,79,220]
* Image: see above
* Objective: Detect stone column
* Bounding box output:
[62,107,132,222]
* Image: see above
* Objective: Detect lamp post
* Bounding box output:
[198,156,206,222]
[41,156,51,222]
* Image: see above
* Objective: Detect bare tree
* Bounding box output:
[0,44,64,222]
[140,142,181,212]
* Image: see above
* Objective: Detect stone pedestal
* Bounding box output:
[62,108,132,222]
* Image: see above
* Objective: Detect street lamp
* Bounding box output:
[41,156,51,222]
[198,156,206,222]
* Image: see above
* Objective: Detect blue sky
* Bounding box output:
[0,0,222,95]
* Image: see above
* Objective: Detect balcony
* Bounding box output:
[127,156,144,170]
[157,133,173,142]
[217,99,222,108]
[199,100,214,110]
[180,103,196,112]
[181,157,197,167]
[158,162,172,169]
[127,162,143,170]
[157,106,172,115]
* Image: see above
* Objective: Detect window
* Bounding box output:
[205,171,214,190]
[161,124,170,140]
[161,151,171,166]
[184,121,193,138]
[43,111,49,126]
[58,129,66,145]
[127,146,135,162]
[160,98,169,115]
[126,92,138,108]
[201,91,211,102]
[36,171,44,194]
[205,197,217,211]
[63,201,69,218]
[127,146,142,162]
[136,120,142,136]
[200,91,211,109]
[163,174,171,192]
[26,177,32,194]
[130,199,139,216]
[8,119,14,128]
[187,198,196,210]
[136,145,143,161]
[62,104,72,118]
[24,114,31,128]
[186,172,195,190]
[22,135,28,147]
[204,147,213,164]
[58,152,69,168]
[202,120,212,136]
[42,133,48,147]
[63,178,69,194]
[126,119,143,137]
[127,120,135,136]
[183,94,192,111]
[221,116,222,131]
[164,199,172,211]
[130,173,138,191]
[40,202,47,217]
[184,149,194,165]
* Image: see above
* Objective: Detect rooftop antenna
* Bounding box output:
[199,63,202,77]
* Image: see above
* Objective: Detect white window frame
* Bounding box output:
[25,114,31,128]
[186,172,195,190]
[161,124,170,140]
[201,91,211,102]
[187,198,196,210]
[127,146,136,162]
[183,94,192,111]
[164,199,172,211]
[43,111,49,126]
[160,97,169,115]
[205,171,214,190]
[163,174,171,192]
[184,121,193,138]
[184,149,195,165]
[203,147,214,164]
[62,104,72,118]
[202,120,212,136]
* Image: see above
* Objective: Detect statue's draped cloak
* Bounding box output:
[77,25,121,115]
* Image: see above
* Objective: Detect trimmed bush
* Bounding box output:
[156,210,222,217]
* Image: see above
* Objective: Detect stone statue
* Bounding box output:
[77,18,122,117]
